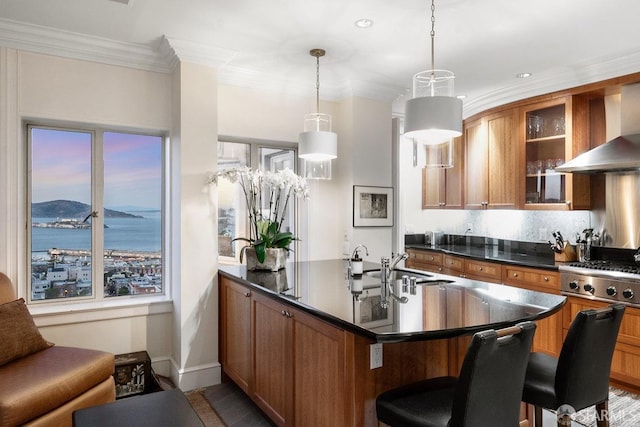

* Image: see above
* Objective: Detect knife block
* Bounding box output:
[554,242,577,262]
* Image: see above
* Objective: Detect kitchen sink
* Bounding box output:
[364,269,433,283]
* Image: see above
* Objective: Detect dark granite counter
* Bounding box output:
[405,234,559,269]
[219,259,566,343]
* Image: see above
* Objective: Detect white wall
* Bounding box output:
[0,48,221,389]
[0,48,395,392]
[217,86,395,262]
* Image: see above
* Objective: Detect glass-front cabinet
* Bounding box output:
[522,96,592,210]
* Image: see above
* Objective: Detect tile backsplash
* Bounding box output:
[404,209,593,245]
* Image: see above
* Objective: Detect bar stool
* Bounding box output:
[376,322,536,427]
[522,303,625,427]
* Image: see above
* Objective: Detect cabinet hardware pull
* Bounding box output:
[281,310,287,316]
[479,267,483,271]
[544,276,549,282]
[513,273,518,277]
[244,292,251,297]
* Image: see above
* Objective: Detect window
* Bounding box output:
[216,140,297,263]
[29,126,165,301]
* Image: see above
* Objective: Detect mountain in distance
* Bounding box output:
[32,200,143,219]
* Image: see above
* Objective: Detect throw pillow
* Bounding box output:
[0,298,53,366]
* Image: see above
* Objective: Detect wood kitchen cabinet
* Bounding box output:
[422,136,464,209]
[220,277,350,426]
[465,109,520,209]
[219,276,252,393]
[443,254,503,284]
[502,265,563,356]
[563,297,640,394]
[521,96,592,210]
[406,248,443,273]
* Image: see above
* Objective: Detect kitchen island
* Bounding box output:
[218,259,566,426]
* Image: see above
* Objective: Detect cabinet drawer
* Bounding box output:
[464,259,501,281]
[502,265,559,293]
[408,249,442,266]
[443,255,463,272]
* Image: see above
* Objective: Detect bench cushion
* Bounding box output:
[0,346,114,426]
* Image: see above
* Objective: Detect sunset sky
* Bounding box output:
[31,128,163,210]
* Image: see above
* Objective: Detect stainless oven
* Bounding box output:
[559,260,640,307]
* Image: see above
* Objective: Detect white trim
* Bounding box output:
[169,357,222,391]
[31,298,173,327]
[0,19,172,73]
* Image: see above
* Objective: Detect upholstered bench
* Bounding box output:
[0,273,115,426]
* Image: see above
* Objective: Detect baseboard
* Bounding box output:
[167,358,222,391]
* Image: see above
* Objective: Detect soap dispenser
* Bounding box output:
[351,250,363,276]
[350,245,369,276]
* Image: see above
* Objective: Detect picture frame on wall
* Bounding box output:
[353,185,393,227]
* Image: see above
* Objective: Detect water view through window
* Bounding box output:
[30,127,164,300]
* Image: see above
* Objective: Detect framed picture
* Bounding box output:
[353,185,393,227]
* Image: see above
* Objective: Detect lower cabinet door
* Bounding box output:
[252,293,293,426]
[292,309,348,427]
[220,277,252,393]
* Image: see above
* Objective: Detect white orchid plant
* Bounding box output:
[209,166,309,263]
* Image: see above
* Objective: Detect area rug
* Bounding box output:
[572,388,640,427]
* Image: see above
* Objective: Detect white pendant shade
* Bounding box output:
[298,112,337,161]
[404,95,463,144]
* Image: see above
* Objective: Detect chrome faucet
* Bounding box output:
[388,252,408,273]
[378,253,409,309]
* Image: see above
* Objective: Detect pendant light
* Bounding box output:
[405,0,462,168]
[299,48,337,180]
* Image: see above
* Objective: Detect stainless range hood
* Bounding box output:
[556,83,640,174]
[555,134,640,173]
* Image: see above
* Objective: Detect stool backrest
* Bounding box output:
[449,321,536,427]
[556,303,625,411]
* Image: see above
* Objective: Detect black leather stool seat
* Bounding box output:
[521,352,559,409]
[376,322,536,427]
[376,377,457,427]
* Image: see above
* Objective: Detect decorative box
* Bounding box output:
[114,351,152,398]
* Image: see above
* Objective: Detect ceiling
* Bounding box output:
[2,0,640,117]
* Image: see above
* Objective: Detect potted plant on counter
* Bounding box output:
[208,166,308,271]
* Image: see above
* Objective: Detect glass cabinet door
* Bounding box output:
[524,103,567,205]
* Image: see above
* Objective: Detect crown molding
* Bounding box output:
[463,49,640,118]
[0,18,172,73]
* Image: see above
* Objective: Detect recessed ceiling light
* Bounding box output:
[456,95,466,100]
[354,19,374,29]
[517,72,532,79]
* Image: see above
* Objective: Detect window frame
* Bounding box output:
[26,122,170,306]
[216,136,300,265]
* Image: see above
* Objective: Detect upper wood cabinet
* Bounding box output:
[465,109,520,209]
[421,136,464,209]
[521,95,593,210]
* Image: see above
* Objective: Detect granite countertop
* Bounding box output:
[405,234,560,269]
[219,259,566,343]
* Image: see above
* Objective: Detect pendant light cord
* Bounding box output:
[430,0,436,76]
[316,54,320,114]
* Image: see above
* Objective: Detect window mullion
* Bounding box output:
[93,131,105,300]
